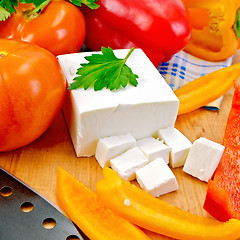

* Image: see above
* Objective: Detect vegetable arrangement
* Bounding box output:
[0,39,66,151]
[0,0,98,56]
[182,0,240,61]
[81,0,191,66]
[204,83,240,221]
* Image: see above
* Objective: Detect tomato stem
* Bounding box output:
[31,0,51,15]
[22,0,51,21]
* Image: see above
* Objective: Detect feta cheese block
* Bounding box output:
[137,137,170,164]
[95,134,136,168]
[57,49,179,157]
[157,127,192,168]
[110,147,149,181]
[136,158,179,197]
[183,137,225,182]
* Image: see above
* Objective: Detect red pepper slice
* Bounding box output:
[203,82,240,221]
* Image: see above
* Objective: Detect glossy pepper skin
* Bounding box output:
[174,64,240,115]
[56,167,151,240]
[81,0,191,67]
[182,0,240,61]
[0,0,86,56]
[96,167,240,240]
[203,83,240,221]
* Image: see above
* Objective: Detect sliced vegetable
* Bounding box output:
[96,167,240,240]
[174,64,240,115]
[68,47,139,91]
[182,0,240,61]
[81,0,191,66]
[56,167,150,240]
[203,82,240,221]
[0,0,86,56]
[0,39,66,152]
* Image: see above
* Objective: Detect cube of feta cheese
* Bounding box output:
[136,158,179,197]
[110,147,149,181]
[157,127,192,168]
[57,49,179,157]
[137,137,170,164]
[95,134,136,168]
[183,137,225,182]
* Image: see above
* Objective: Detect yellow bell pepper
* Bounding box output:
[56,167,150,240]
[96,167,240,240]
[182,0,240,61]
[174,64,240,115]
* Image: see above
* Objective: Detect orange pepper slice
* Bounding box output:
[174,64,240,115]
[96,167,240,240]
[56,167,150,240]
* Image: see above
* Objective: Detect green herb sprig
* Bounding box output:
[68,47,139,91]
[0,0,99,21]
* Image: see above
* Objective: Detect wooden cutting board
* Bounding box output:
[0,65,239,239]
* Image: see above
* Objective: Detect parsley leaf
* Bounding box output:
[0,0,18,20]
[0,6,10,21]
[68,47,139,91]
[68,0,99,9]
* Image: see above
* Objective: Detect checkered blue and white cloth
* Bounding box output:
[158,51,233,110]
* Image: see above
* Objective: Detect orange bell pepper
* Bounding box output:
[182,0,240,61]
[174,64,240,115]
[56,167,150,240]
[96,167,240,240]
[203,82,240,221]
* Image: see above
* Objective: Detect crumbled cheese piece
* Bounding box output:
[137,137,170,164]
[183,137,225,182]
[95,134,136,168]
[110,147,149,181]
[157,127,192,168]
[136,158,179,197]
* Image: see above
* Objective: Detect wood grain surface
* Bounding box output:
[1,54,240,239]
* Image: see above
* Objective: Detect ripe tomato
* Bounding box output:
[0,39,66,151]
[0,0,86,56]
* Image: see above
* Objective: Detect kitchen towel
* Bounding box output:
[158,51,233,110]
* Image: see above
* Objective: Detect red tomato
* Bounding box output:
[0,0,86,56]
[0,39,66,151]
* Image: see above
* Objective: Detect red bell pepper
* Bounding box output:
[203,82,240,221]
[81,0,191,67]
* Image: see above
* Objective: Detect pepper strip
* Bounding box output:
[56,167,150,240]
[203,82,240,221]
[174,64,240,115]
[96,167,240,240]
[182,0,240,61]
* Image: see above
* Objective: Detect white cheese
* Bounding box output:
[137,137,170,164]
[110,147,149,181]
[183,137,225,182]
[157,127,192,168]
[136,158,179,197]
[95,134,136,168]
[57,49,179,157]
